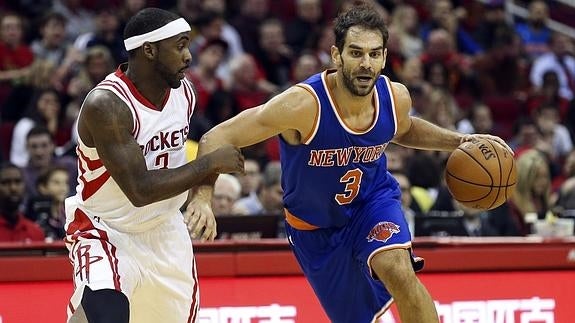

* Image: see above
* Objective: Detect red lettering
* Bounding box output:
[308,150,324,166]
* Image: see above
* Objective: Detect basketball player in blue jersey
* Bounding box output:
[187,5,512,323]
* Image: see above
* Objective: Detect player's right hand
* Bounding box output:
[184,198,217,241]
[207,144,245,174]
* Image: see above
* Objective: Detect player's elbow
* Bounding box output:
[199,128,228,150]
[123,185,155,207]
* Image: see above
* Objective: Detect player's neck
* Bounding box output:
[330,72,374,115]
[124,63,170,107]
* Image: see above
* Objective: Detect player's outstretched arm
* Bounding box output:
[79,90,244,207]
[185,86,317,240]
[391,82,513,153]
[391,82,463,151]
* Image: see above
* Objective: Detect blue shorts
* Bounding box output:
[286,198,423,323]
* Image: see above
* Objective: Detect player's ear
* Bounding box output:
[142,42,157,60]
[381,48,388,69]
[331,45,342,67]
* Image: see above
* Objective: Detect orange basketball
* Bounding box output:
[445,138,517,210]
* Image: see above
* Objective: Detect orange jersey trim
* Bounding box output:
[284,209,319,230]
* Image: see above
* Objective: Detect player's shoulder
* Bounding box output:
[81,88,130,121]
[388,81,411,108]
[271,85,318,109]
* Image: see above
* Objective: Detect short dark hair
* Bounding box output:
[123,8,181,55]
[26,126,53,142]
[36,165,69,188]
[334,5,388,53]
[0,162,20,174]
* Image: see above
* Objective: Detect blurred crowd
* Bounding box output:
[1,0,575,242]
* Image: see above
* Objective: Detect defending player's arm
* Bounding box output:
[391,82,512,152]
[186,86,317,240]
[79,90,243,207]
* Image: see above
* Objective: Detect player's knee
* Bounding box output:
[81,287,129,323]
[370,249,418,294]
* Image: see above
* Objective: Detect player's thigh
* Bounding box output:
[68,238,138,322]
[130,217,199,323]
[287,225,390,323]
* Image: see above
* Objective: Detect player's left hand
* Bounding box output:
[460,134,514,155]
[184,198,217,242]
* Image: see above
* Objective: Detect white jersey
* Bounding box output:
[65,65,195,233]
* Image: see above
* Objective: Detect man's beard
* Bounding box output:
[155,59,181,89]
[341,61,376,97]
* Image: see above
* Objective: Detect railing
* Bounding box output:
[473,0,575,38]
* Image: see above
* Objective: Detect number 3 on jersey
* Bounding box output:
[155,152,169,169]
[335,168,363,205]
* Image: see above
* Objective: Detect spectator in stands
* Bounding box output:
[530,32,575,100]
[204,89,237,126]
[382,26,406,82]
[455,202,498,237]
[0,162,45,242]
[10,88,70,168]
[457,103,494,135]
[185,38,228,114]
[552,149,575,192]
[200,0,244,61]
[489,149,552,236]
[420,29,472,96]
[473,1,512,52]
[514,0,552,60]
[309,23,335,70]
[399,57,427,90]
[27,166,69,240]
[474,26,526,98]
[420,0,482,55]
[235,159,262,199]
[231,0,271,56]
[117,0,147,34]
[422,88,459,131]
[0,12,35,120]
[189,10,225,66]
[227,53,276,111]
[389,4,423,59]
[285,0,323,56]
[73,6,126,66]
[30,12,69,70]
[509,116,552,158]
[51,0,95,43]
[391,171,416,238]
[554,150,575,211]
[290,52,321,84]
[212,173,243,216]
[533,103,573,161]
[527,70,570,119]
[22,126,76,197]
[406,152,442,214]
[254,18,293,88]
[65,45,115,136]
[234,161,283,216]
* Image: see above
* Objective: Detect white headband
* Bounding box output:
[124,18,191,51]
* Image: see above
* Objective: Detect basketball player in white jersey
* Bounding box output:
[64,8,244,323]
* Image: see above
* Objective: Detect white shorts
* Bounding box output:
[66,209,199,323]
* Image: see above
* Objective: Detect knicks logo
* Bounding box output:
[366,221,400,242]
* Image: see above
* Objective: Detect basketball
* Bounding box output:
[445,138,517,210]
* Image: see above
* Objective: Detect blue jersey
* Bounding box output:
[280,70,400,229]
